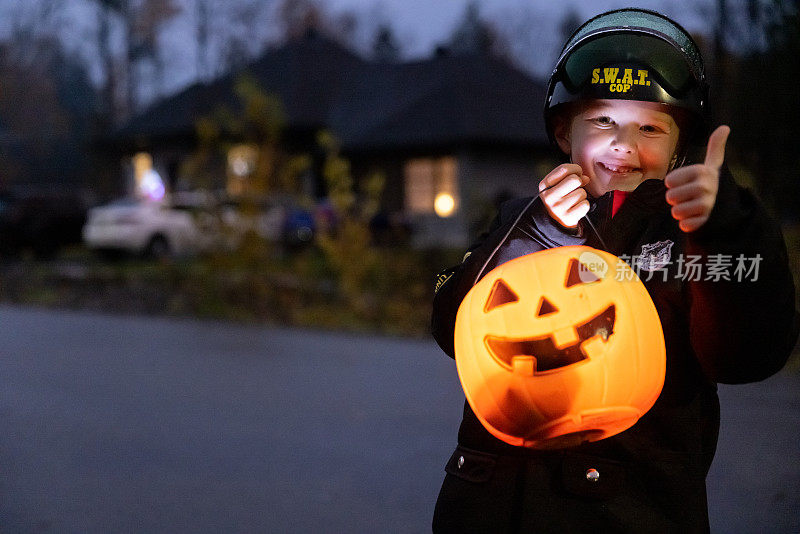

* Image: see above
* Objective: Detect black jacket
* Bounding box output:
[431,169,799,533]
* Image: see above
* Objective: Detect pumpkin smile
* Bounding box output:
[484,305,616,373]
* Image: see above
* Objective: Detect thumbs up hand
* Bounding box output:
[665,125,730,232]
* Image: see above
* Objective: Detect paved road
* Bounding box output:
[0,306,797,533]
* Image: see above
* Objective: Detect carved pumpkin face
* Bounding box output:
[454,246,665,449]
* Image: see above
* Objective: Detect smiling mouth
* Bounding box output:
[598,162,641,174]
[484,305,616,373]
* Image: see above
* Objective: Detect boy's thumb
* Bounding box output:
[704,125,730,170]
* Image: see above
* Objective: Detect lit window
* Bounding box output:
[227,144,258,195]
[404,156,458,217]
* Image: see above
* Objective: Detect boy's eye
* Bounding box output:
[640,124,665,134]
[593,116,613,126]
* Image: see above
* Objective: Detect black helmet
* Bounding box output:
[544,8,708,146]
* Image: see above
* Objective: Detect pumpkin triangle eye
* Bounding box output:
[484,279,519,312]
[566,258,600,287]
[536,297,558,316]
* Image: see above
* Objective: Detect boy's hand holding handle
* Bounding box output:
[538,164,591,228]
[665,125,731,233]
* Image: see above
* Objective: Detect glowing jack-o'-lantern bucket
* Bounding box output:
[454,246,665,449]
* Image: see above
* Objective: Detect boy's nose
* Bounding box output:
[611,127,637,153]
[612,144,633,153]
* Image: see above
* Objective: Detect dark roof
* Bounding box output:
[242,31,366,130]
[331,53,548,151]
[114,31,365,143]
[113,33,549,151]
[113,81,220,142]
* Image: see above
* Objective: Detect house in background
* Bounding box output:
[332,50,555,247]
[110,28,556,248]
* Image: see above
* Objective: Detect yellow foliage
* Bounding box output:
[315,130,385,315]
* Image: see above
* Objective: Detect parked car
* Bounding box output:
[218,197,285,244]
[0,190,88,259]
[218,196,316,249]
[82,193,221,259]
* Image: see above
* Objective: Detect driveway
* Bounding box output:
[0,306,797,533]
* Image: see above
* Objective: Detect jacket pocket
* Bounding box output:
[444,445,497,483]
[434,447,516,532]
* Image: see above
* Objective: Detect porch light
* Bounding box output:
[434,193,456,218]
[228,145,258,177]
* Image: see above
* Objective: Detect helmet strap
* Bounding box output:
[668,152,679,172]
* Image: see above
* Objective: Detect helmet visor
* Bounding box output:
[558,32,701,107]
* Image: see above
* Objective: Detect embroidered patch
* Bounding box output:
[591,66,651,94]
[636,240,674,272]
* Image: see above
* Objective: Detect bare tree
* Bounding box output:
[8,0,66,66]
[95,0,124,124]
[0,35,96,189]
[331,10,359,51]
[447,3,494,56]
[134,0,181,102]
[93,0,180,117]
[219,0,264,73]
[196,0,211,82]
[372,25,399,63]
[278,0,323,40]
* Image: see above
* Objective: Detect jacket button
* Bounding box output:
[585,468,600,482]
[458,456,465,468]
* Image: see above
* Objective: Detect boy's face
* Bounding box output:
[555,99,680,197]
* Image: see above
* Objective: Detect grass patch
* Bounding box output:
[0,242,459,338]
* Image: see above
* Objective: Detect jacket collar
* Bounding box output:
[585,179,671,253]
[590,179,669,220]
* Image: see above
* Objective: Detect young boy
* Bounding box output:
[431,9,799,533]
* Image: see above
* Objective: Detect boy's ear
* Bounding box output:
[553,118,572,155]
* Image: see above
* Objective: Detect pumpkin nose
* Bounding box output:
[536,298,558,316]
